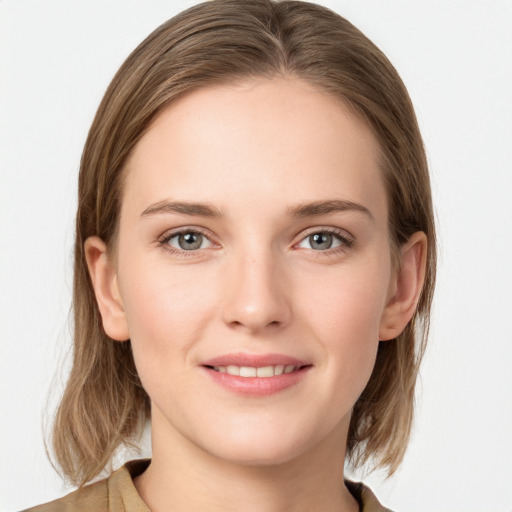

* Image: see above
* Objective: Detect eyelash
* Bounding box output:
[157,227,215,258]
[157,226,354,257]
[296,227,354,255]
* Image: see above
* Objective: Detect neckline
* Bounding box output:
[117,458,374,512]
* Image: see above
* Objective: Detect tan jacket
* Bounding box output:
[23,459,392,512]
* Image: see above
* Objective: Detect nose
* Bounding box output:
[222,248,292,334]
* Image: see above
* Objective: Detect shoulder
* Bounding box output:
[21,478,108,512]
[21,460,150,512]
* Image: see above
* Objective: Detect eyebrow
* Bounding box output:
[287,199,374,221]
[141,200,222,218]
[140,198,373,221]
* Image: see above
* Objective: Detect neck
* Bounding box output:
[134,411,359,512]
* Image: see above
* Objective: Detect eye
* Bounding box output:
[297,229,353,251]
[161,230,213,252]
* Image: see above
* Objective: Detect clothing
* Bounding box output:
[23,459,392,512]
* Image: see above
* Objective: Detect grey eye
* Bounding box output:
[168,231,211,251]
[179,232,202,250]
[297,231,347,251]
[309,232,334,250]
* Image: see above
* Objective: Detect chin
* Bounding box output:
[196,419,328,468]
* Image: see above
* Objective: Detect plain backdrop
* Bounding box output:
[1,1,511,511]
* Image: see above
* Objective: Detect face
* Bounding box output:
[93,77,400,466]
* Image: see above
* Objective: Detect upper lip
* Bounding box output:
[201,353,311,368]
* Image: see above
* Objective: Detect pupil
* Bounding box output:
[311,233,332,250]
[179,232,202,250]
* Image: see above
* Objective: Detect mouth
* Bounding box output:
[200,354,312,396]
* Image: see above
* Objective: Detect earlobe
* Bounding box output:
[84,236,130,341]
[379,231,427,341]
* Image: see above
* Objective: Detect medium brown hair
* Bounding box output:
[53,0,436,486]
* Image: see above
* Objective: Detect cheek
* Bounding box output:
[117,259,220,380]
[297,256,391,387]
[317,286,382,379]
[300,258,390,340]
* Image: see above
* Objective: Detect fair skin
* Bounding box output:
[86,77,426,512]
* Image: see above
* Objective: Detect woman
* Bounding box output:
[25,0,436,510]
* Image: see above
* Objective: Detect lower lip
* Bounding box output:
[202,366,311,396]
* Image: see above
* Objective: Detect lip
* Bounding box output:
[200,353,312,397]
[202,352,309,368]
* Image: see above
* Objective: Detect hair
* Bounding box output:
[52,0,436,487]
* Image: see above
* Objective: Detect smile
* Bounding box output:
[208,364,302,378]
[201,354,312,396]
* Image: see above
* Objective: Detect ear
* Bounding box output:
[379,231,427,341]
[84,236,130,341]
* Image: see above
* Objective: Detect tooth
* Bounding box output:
[240,366,257,377]
[227,365,240,376]
[221,364,300,377]
[257,366,274,377]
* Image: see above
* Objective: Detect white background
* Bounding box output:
[1,1,511,511]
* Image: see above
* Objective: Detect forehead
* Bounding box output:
[122,76,387,222]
